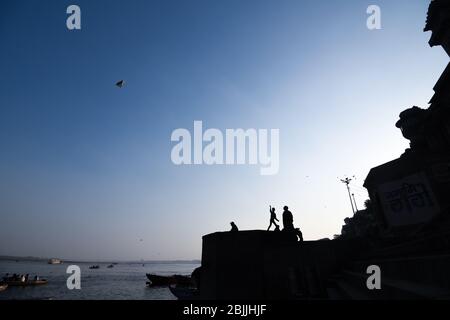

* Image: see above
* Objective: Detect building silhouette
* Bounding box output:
[364,0,450,233]
[186,1,450,300]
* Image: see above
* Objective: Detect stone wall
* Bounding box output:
[198,231,366,299]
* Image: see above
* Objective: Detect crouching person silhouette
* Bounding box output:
[267,206,279,231]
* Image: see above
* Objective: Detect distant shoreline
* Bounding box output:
[0,255,200,264]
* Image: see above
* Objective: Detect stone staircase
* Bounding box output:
[326,230,450,300]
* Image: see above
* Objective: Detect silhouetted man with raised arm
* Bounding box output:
[267,206,279,231]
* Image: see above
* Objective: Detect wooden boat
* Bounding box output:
[107,264,114,268]
[0,283,8,292]
[173,275,194,286]
[89,265,100,269]
[5,279,48,287]
[48,258,62,264]
[146,273,192,287]
[146,274,175,286]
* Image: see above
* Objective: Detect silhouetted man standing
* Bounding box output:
[282,206,294,231]
[282,206,304,241]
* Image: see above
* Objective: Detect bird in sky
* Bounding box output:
[116,80,125,88]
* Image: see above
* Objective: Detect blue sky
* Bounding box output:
[0,0,447,260]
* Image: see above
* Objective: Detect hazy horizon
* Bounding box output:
[1,0,447,261]
[0,254,200,263]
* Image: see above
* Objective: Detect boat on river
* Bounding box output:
[4,279,48,287]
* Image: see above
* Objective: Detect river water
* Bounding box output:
[0,260,199,300]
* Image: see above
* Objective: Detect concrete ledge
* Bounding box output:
[199,230,367,299]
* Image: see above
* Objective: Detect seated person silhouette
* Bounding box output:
[267,205,280,231]
[230,221,238,232]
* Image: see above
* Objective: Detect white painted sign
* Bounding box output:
[377,172,439,227]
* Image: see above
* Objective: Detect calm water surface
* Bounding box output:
[0,260,199,300]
